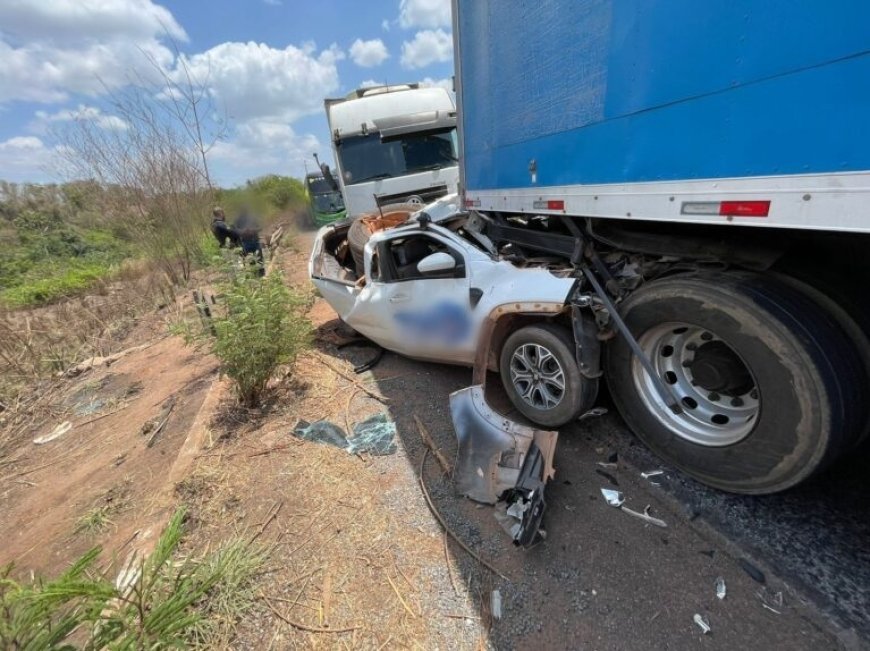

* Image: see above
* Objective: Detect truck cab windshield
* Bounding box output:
[313,191,345,213]
[338,129,458,185]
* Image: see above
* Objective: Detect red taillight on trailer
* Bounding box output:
[547,200,565,210]
[719,201,770,217]
[465,198,481,208]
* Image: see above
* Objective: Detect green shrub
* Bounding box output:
[189,262,311,407]
[0,509,266,649]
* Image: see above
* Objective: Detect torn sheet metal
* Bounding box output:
[450,385,557,504]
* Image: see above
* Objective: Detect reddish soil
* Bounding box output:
[0,334,217,578]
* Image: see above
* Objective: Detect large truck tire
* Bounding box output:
[499,323,597,428]
[347,203,422,274]
[771,272,870,450]
[603,272,860,494]
[347,218,370,274]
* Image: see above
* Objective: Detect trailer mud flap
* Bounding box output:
[449,385,557,546]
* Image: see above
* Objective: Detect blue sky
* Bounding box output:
[0,0,454,186]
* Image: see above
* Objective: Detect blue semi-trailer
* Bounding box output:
[451,0,870,493]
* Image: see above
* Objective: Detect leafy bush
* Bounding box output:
[189,262,311,407]
[0,509,266,649]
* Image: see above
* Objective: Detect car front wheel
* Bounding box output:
[499,323,596,428]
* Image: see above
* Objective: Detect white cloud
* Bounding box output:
[400,29,452,69]
[0,137,60,183]
[360,79,382,89]
[349,38,389,68]
[33,105,128,132]
[0,0,185,104]
[381,19,391,31]
[210,119,320,183]
[419,76,452,91]
[398,0,451,29]
[173,41,343,123]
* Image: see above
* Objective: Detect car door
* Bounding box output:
[348,229,475,363]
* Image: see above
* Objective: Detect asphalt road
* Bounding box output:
[587,398,870,644]
[333,339,867,649]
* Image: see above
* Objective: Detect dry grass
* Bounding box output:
[0,267,175,402]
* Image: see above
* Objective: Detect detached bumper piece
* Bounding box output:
[449,385,557,548]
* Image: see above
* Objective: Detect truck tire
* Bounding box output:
[347,218,370,274]
[347,203,421,274]
[499,323,595,428]
[603,272,859,494]
[771,272,870,450]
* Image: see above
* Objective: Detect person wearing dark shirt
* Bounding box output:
[210,206,238,248]
[233,208,265,276]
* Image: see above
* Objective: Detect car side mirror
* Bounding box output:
[417,251,456,275]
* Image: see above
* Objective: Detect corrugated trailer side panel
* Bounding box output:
[456,0,870,191]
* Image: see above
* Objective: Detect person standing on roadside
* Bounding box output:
[210,206,238,248]
[233,206,265,276]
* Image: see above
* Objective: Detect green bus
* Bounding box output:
[304,173,346,226]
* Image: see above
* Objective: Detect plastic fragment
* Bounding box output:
[693,613,711,634]
[491,590,502,620]
[578,407,608,421]
[641,469,664,479]
[600,488,624,507]
[715,577,726,600]
[600,489,667,527]
[33,421,72,445]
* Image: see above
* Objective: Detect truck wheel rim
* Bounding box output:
[632,323,759,446]
[510,344,565,410]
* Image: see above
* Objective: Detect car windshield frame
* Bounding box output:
[337,129,458,186]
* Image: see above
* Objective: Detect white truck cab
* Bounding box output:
[323,84,459,217]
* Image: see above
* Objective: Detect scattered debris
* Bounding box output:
[498,442,550,547]
[641,469,665,479]
[596,461,618,469]
[315,352,389,403]
[756,587,784,614]
[33,421,72,445]
[715,577,727,600]
[578,406,608,421]
[595,468,619,486]
[599,489,668,528]
[491,590,502,620]
[739,558,766,584]
[347,413,397,455]
[601,488,624,507]
[336,339,385,373]
[415,415,451,475]
[294,420,347,448]
[63,340,160,377]
[693,613,711,635]
[143,396,176,447]
[293,415,397,456]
